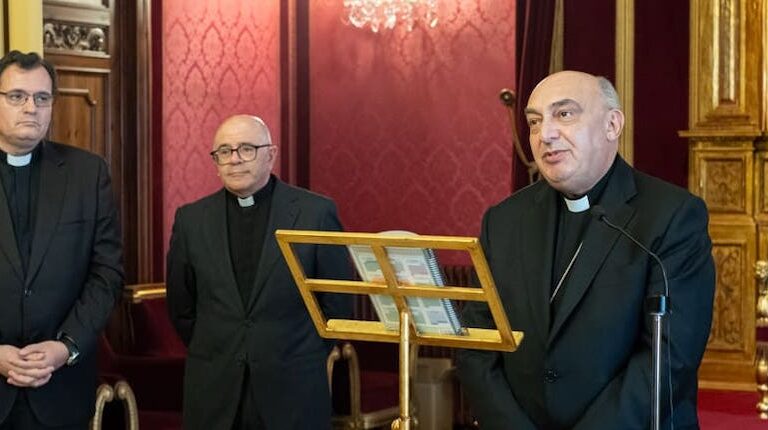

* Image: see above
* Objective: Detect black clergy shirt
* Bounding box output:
[226,175,276,304]
[550,157,618,320]
[0,145,42,276]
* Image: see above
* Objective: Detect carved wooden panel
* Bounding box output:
[690,147,752,214]
[757,150,768,220]
[44,22,108,57]
[759,225,768,272]
[49,67,108,157]
[688,0,762,131]
[43,0,110,58]
[709,244,747,350]
[699,222,757,389]
[684,0,767,392]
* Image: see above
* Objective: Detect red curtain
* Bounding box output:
[513,0,556,191]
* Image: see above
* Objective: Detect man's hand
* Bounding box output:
[1,341,69,388]
[0,343,52,387]
[0,345,23,379]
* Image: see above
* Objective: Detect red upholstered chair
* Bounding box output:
[328,341,418,429]
[98,283,185,430]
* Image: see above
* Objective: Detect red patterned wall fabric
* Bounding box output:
[308,0,516,245]
[162,0,280,251]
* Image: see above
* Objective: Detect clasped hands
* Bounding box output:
[0,342,69,388]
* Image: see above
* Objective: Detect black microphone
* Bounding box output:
[590,205,669,313]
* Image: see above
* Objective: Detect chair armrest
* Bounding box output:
[114,380,139,430]
[124,283,166,304]
[327,344,341,393]
[341,342,362,416]
[90,383,115,430]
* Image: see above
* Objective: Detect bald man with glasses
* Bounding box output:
[167,115,352,430]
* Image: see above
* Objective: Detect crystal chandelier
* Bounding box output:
[344,0,438,33]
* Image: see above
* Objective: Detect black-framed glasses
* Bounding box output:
[210,143,271,165]
[0,90,54,107]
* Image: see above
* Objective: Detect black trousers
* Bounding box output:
[0,391,87,430]
[230,362,332,430]
[233,365,263,430]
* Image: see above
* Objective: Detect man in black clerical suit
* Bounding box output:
[167,115,351,430]
[457,71,715,429]
[0,51,123,430]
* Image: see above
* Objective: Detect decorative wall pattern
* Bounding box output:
[308,0,516,254]
[162,0,280,250]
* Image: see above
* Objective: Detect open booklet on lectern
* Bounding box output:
[347,230,466,335]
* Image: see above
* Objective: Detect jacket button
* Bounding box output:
[544,369,559,383]
[23,289,32,297]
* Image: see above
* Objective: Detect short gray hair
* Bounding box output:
[596,76,621,110]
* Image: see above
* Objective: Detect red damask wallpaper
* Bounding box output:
[309,0,516,246]
[162,0,280,250]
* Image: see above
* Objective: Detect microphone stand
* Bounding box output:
[592,206,669,430]
[647,294,667,430]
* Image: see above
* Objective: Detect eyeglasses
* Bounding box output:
[210,143,271,165]
[0,90,54,107]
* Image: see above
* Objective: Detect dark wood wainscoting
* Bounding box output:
[44,0,160,284]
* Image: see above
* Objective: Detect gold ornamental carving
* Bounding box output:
[704,160,745,212]
[684,0,765,391]
[709,245,744,350]
[756,261,768,326]
[761,157,768,215]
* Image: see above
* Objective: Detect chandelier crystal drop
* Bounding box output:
[343,0,438,33]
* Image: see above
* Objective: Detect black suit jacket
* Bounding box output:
[166,178,352,430]
[0,141,123,426]
[457,157,715,430]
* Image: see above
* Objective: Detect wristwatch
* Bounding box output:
[57,333,80,366]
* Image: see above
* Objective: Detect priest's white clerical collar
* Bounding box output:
[7,153,32,167]
[237,196,255,207]
[563,195,590,213]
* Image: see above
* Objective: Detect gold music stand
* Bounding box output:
[275,230,523,430]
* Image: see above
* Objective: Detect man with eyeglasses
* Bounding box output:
[0,50,123,430]
[166,115,351,430]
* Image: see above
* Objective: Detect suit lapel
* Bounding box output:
[548,159,638,342]
[0,179,23,281]
[246,180,298,312]
[26,143,66,286]
[520,184,558,342]
[207,190,245,314]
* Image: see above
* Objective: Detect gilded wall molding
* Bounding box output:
[682,0,766,390]
[549,0,563,73]
[688,0,761,131]
[615,0,634,165]
[763,0,768,131]
[716,0,739,105]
